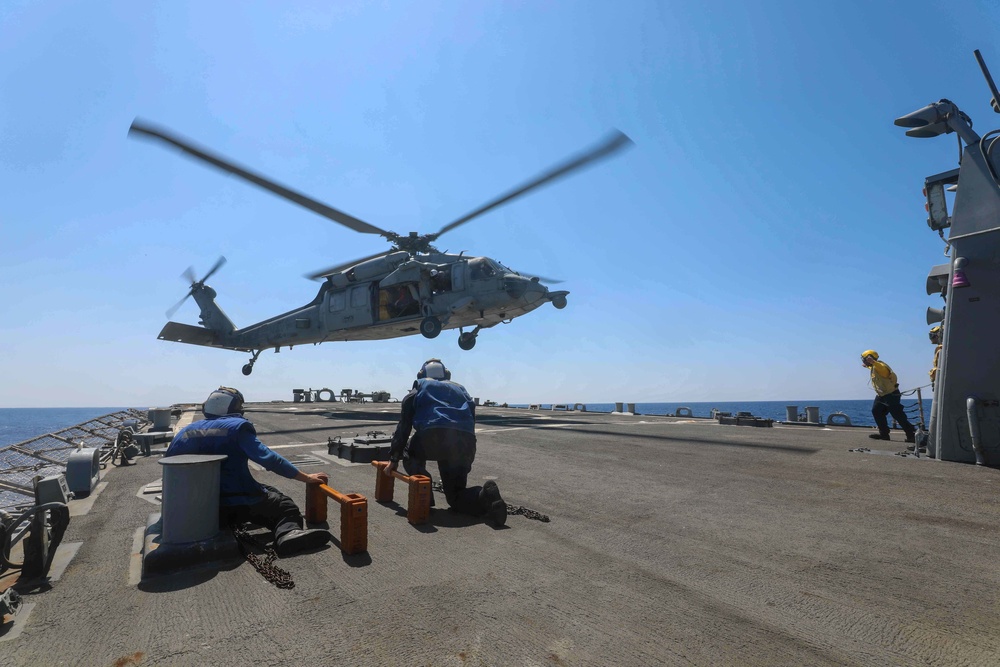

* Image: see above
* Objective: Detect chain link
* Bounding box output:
[507,505,551,522]
[431,481,551,522]
[230,523,295,589]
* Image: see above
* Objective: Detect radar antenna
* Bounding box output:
[974,49,1000,114]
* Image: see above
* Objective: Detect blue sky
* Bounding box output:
[2,1,998,407]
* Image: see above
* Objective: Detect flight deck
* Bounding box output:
[2,401,998,666]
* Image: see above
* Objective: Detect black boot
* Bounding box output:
[868,433,890,441]
[480,480,507,527]
[275,528,332,557]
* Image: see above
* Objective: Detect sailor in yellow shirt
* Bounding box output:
[928,326,943,389]
[861,350,917,443]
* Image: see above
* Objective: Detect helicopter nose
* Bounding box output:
[504,275,548,302]
[504,275,529,299]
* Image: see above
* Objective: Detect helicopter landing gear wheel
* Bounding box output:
[242,349,262,376]
[420,316,442,339]
[458,332,477,350]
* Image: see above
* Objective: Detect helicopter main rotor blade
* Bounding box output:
[305,249,392,281]
[430,130,633,240]
[129,120,390,237]
[522,273,564,285]
[181,266,197,284]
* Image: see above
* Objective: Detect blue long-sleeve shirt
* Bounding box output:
[166,415,298,505]
[389,379,476,460]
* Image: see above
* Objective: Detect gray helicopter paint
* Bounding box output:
[160,255,561,347]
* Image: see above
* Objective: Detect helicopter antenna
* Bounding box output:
[974,49,1000,114]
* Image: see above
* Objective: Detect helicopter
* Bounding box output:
[128,120,632,375]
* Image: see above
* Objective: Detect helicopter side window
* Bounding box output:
[469,258,496,281]
[350,285,367,308]
[329,290,346,312]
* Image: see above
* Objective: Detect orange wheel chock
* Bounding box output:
[305,483,368,555]
[371,461,431,525]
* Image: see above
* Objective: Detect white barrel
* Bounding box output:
[615,402,624,413]
[149,408,172,431]
[159,454,227,544]
[785,406,798,422]
[805,406,820,423]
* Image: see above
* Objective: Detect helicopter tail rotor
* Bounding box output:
[166,256,227,319]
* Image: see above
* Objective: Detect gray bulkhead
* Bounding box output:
[930,132,1000,463]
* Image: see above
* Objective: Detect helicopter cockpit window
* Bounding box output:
[469,258,497,281]
[329,290,346,312]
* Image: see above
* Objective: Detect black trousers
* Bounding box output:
[872,391,916,438]
[219,484,303,540]
[403,428,486,516]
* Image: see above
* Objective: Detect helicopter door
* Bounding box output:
[379,283,420,320]
[344,283,373,328]
[327,284,374,329]
[451,262,465,291]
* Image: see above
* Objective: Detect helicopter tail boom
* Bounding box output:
[157,321,252,352]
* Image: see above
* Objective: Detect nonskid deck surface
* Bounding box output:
[3,402,998,666]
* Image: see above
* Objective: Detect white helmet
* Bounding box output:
[417,358,450,380]
[203,387,245,418]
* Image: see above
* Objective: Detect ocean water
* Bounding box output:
[505,399,934,429]
[0,399,934,449]
[0,407,127,447]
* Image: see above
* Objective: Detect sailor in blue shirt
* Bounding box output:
[385,359,507,526]
[166,387,332,556]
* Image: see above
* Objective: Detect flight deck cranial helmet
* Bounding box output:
[861,350,879,365]
[417,358,451,381]
[929,325,942,343]
[203,386,245,418]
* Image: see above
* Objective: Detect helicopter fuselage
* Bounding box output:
[158,252,568,372]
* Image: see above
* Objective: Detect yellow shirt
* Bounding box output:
[929,345,942,384]
[869,360,898,397]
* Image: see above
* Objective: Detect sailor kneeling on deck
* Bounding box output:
[385,359,507,526]
[165,387,333,556]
